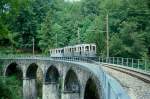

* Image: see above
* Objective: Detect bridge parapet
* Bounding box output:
[1,55,149,73]
[98,57,150,75]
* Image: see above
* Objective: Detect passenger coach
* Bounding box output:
[49,43,96,57]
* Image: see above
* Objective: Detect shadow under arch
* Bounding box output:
[64,69,80,93]
[45,65,60,83]
[5,62,23,98]
[25,63,43,99]
[43,65,60,99]
[5,62,22,79]
[84,78,100,99]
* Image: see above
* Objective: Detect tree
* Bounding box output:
[38,11,55,52]
[0,0,150,59]
[0,0,23,46]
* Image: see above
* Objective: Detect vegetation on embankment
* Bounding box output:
[0,76,22,99]
[0,0,150,59]
[0,63,22,99]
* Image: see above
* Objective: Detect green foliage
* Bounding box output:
[0,76,22,99]
[38,11,55,52]
[0,0,150,58]
[109,34,124,56]
[81,0,101,17]
[101,0,150,58]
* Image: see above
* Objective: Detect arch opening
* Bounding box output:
[26,63,38,79]
[45,66,60,83]
[5,62,23,98]
[26,63,43,99]
[43,66,60,99]
[64,69,80,93]
[84,78,100,99]
[5,62,22,79]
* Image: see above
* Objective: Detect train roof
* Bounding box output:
[74,43,96,46]
[64,43,96,48]
[49,43,96,50]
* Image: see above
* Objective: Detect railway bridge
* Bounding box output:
[1,56,149,99]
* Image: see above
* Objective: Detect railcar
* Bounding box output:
[49,43,96,57]
[50,48,64,57]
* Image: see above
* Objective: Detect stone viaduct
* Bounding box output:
[0,57,130,99]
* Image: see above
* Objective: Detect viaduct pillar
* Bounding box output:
[43,82,60,99]
[23,78,37,99]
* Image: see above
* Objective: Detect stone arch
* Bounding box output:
[5,62,23,98]
[26,63,38,79]
[25,63,43,99]
[64,69,80,92]
[45,65,60,83]
[5,62,22,79]
[43,65,60,99]
[84,78,100,99]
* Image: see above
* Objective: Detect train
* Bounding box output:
[49,43,96,57]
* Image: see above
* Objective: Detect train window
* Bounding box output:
[56,50,57,53]
[93,46,95,51]
[70,48,72,52]
[61,49,64,53]
[85,46,89,51]
[79,47,81,51]
[82,47,84,52]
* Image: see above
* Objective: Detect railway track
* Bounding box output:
[101,63,150,83]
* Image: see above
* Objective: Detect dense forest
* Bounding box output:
[0,0,150,59]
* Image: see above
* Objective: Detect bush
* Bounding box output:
[0,76,22,99]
